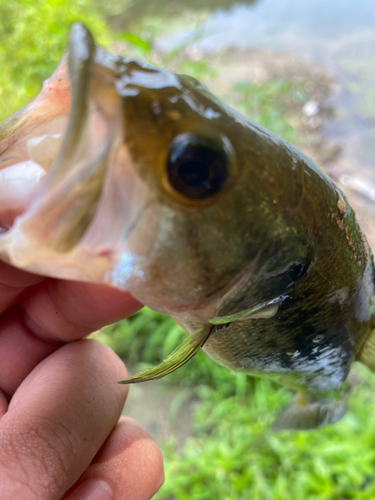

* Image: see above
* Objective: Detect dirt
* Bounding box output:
[122,366,196,446]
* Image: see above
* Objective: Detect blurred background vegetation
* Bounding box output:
[1,1,375,498]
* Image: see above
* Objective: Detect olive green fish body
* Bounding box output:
[175,131,375,428]
[1,23,375,429]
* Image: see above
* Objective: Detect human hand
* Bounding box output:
[0,260,164,500]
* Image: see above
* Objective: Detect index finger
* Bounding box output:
[0,271,142,396]
[22,279,143,342]
[0,340,130,500]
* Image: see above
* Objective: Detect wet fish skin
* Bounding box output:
[1,23,375,430]
[118,51,375,424]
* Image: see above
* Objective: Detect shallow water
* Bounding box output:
[157,0,375,175]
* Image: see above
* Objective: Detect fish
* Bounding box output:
[1,22,375,430]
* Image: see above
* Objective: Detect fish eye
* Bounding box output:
[166,133,230,200]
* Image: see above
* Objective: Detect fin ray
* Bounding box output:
[118,327,211,384]
[273,391,348,430]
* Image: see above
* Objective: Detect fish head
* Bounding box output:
[0,23,303,320]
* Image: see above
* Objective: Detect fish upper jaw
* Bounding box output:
[0,24,156,289]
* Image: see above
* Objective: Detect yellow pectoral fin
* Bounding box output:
[118,326,212,384]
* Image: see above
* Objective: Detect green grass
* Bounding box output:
[100,313,375,500]
[231,78,310,144]
[0,0,112,121]
[156,365,375,500]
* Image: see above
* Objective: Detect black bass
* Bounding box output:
[0,23,374,430]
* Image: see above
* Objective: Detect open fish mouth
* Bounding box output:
[0,24,152,288]
[0,23,218,383]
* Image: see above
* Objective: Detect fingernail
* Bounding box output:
[65,479,113,500]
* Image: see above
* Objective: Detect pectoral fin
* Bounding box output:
[118,326,212,384]
[273,391,348,431]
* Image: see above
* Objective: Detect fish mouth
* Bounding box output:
[0,23,150,289]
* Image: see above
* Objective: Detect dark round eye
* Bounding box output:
[167,133,230,200]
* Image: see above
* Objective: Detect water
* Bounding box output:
[156,0,375,56]
[155,0,375,176]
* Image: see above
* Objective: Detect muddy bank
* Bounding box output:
[122,371,196,447]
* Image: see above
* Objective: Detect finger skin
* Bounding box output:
[22,280,143,341]
[0,261,43,289]
[0,391,7,418]
[63,417,164,500]
[0,307,62,397]
[0,279,142,396]
[0,261,44,315]
[0,340,129,500]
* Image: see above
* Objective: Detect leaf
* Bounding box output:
[118,32,151,54]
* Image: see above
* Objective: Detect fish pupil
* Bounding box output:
[167,133,229,200]
[177,162,210,188]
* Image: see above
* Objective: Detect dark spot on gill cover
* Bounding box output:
[277,260,310,293]
[216,244,312,321]
[257,258,311,309]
